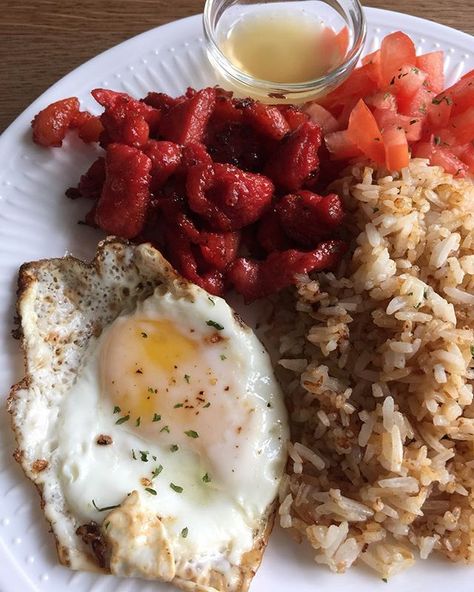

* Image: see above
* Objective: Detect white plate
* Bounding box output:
[0,7,473,592]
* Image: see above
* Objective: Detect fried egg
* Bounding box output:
[9,239,288,592]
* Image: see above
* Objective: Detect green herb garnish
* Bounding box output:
[145,487,157,495]
[152,413,161,422]
[160,425,170,433]
[170,444,179,452]
[184,374,190,384]
[202,473,211,483]
[113,406,121,414]
[206,320,224,331]
[181,527,188,538]
[170,483,183,493]
[185,430,199,439]
[115,414,130,425]
[152,465,163,478]
[92,500,120,512]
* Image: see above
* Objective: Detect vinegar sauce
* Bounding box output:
[220,12,345,84]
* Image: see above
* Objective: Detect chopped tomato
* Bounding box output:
[398,86,435,117]
[325,130,362,160]
[373,109,423,142]
[448,107,474,144]
[305,103,340,133]
[413,142,468,177]
[416,51,444,93]
[334,26,350,57]
[383,127,409,170]
[365,91,397,112]
[391,65,427,102]
[347,100,385,164]
[380,32,417,86]
[428,96,452,129]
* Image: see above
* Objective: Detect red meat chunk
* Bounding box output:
[180,142,213,170]
[227,240,347,301]
[92,89,160,147]
[32,97,80,147]
[92,144,152,238]
[159,87,216,145]
[71,111,104,144]
[257,209,291,253]
[76,157,106,199]
[276,105,310,131]
[276,190,345,247]
[143,140,182,191]
[142,92,183,113]
[265,121,322,192]
[186,163,274,231]
[243,102,291,140]
[206,121,264,171]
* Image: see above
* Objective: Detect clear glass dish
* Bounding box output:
[203,0,366,103]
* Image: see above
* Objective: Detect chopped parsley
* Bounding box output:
[432,95,452,105]
[181,527,188,538]
[136,416,141,427]
[382,578,388,583]
[202,473,211,483]
[170,483,183,493]
[470,345,474,357]
[185,430,199,439]
[115,414,130,425]
[148,387,158,394]
[174,403,184,408]
[132,450,137,460]
[152,465,163,478]
[152,413,161,422]
[184,374,190,384]
[203,402,211,408]
[113,406,121,414]
[206,320,224,331]
[170,444,179,452]
[220,354,227,360]
[139,450,149,462]
[434,135,441,145]
[141,332,148,338]
[409,119,418,125]
[92,499,120,512]
[160,425,170,433]
[145,487,157,496]
[208,296,215,306]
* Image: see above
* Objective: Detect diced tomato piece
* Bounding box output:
[391,65,427,101]
[412,142,468,177]
[93,144,152,238]
[382,127,409,170]
[398,86,435,117]
[365,91,397,112]
[380,32,416,86]
[336,96,360,128]
[320,63,381,110]
[373,109,423,142]
[325,130,362,160]
[428,96,452,129]
[448,107,474,144]
[362,49,381,67]
[305,103,340,133]
[159,87,216,145]
[416,51,444,93]
[438,73,474,116]
[243,101,290,140]
[32,97,80,147]
[452,143,474,172]
[347,99,385,164]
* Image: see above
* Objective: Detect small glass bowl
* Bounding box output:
[203,0,366,103]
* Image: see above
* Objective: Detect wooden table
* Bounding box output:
[1,0,473,133]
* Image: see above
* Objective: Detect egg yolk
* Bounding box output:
[101,318,200,425]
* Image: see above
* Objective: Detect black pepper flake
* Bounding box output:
[96,435,113,445]
[141,332,148,338]
[136,417,141,427]
[113,406,121,414]
[184,374,190,383]
[170,444,179,452]
[135,369,143,374]
[160,425,170,433]
[202,473,211,483]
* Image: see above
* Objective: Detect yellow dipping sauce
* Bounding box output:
[220,12,345,84]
